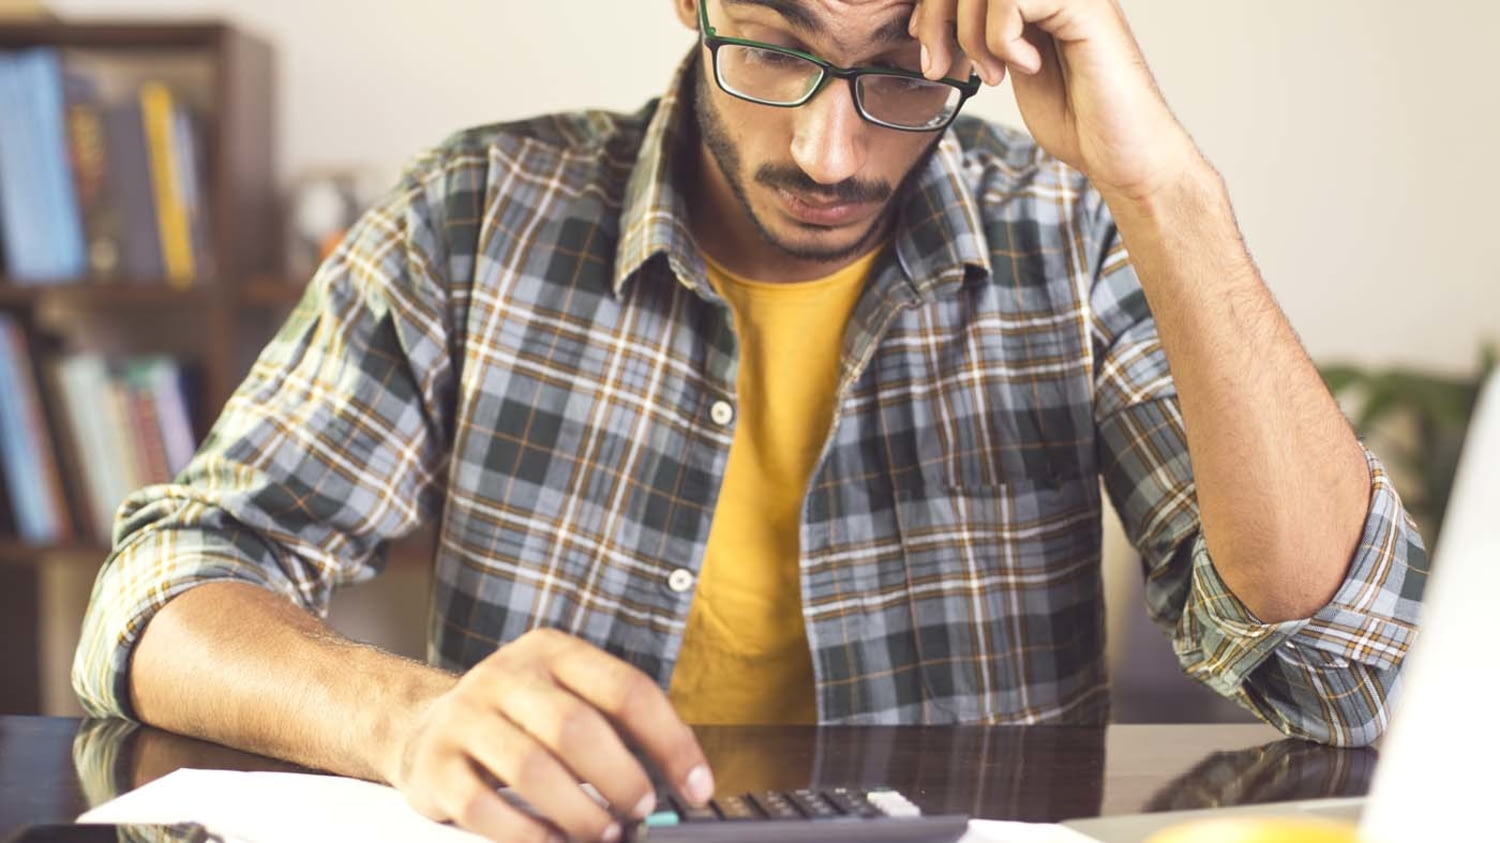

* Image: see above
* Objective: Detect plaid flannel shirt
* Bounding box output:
[74,57,1426,746]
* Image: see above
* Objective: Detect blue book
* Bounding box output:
[0,52,50,280]
[21,49,87,282]
[0,50,87,283]
[0,52,45,281]
[0,314,66,542]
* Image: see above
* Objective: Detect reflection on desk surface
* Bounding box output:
[57,718,1375,826]
[1144,737,1375,812]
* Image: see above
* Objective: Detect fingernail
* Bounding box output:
[920,44,930,75]
[601,822,622,843]
[632,792,656,820]
[683,764,715,805]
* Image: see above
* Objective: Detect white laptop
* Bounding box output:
[1065,367,1500,843]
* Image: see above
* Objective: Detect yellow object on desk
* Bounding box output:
[1147,816,1360,843]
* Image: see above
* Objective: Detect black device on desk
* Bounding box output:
[629,786,969,841]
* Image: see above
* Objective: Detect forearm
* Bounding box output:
[1101,163,1371,623]
[129,581,456,784]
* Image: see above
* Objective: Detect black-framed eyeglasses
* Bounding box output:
[698,1,981,133]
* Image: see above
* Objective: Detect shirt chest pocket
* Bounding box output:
[891,474,1098,581]
[889,474,1105,723]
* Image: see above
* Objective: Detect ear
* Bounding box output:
[673,0,698,31]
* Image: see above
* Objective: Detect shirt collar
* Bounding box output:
[613,52,992,300]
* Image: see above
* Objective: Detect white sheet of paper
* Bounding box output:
[79,768,1094,842]
[960,819,1100,842]
[78,769,484,842]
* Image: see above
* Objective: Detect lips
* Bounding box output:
[776,187,874,227]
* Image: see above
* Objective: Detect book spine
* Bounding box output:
[171,107,213,282]
[104,100,164,281]
[149,358,198,475]
[63,66,121,280]
[54,355,123,542]
[10,322,73,541]
[134,382,173,484]
[105,376,148,491]
[0,52,47,282]
[140,82,195,288]
[0,316,47,541]
[26,48,88,282]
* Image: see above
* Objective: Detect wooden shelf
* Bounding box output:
[0,20,236,49]
[240,278,310,308]
[0,281,217,307]
[0,539,109,565]
[0,280,310,309]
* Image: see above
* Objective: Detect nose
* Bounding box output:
[790,79,869,186]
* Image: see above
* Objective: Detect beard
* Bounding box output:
[691,61,943,267]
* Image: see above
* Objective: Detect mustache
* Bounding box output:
[754,164,893,204]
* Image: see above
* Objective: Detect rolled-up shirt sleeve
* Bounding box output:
[71,147,469,719]
[1173,450,1426,746]
[1087,192,1427,747]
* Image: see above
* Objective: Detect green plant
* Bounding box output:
[1321,345,1497,544]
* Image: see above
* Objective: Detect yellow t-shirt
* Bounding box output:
[668,247,882,725]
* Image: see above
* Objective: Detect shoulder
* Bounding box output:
[395,103,657,203]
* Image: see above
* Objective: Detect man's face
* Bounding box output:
[685,0,948,268]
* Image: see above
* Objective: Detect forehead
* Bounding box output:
[721,0,917,50]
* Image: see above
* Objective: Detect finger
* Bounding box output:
[1010,24,1067,116]
[431,755,560,843]
[499,675,657,824]
[467,714,622,843]
[985,1,1044,75]
[547,640,714,807]
[956,0,1005,85]
[911,0,958,81]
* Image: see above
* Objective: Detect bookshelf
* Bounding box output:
[0,20,283,714]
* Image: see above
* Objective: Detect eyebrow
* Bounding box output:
[723,0,914,47]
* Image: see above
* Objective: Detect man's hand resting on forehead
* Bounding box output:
[908,0,1204,206]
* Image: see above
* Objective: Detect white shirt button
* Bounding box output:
[710,400,735,426]
[667,568,696,593]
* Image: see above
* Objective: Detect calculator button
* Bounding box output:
[824,788,882,818]
[669,795,719,822]
[715,794,760,821]
[643,809,680,827]
[750,791,802,820]
[787,789,840,820]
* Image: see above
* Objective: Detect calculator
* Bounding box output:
[628,787,970,841]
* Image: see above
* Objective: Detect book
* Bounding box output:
[0,314,71,543]
[123,370,173,484]
[127,356,196,478]
[0,48,90,283]
[104,97,166,280]
[51,352,129,541]
[26,49,88,282]
[140,81,194,288]
[172,105,214,281]
[63,66,123,279]
[0,52,48,281]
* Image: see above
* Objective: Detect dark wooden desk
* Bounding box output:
[0,717,1375,835]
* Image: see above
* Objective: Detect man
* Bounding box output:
[74,1,1426,841]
